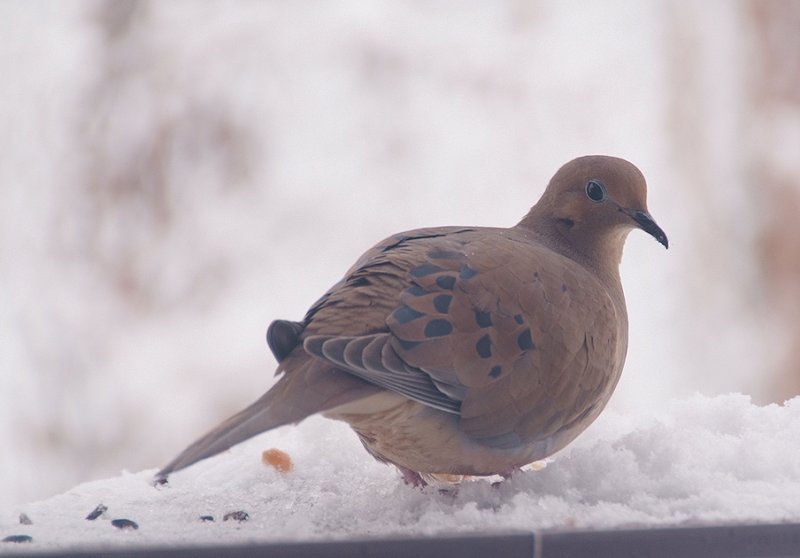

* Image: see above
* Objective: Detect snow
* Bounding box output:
[2,393,799,551]
[2,0,797,524]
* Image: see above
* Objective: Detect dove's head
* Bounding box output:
[521,156,668,267]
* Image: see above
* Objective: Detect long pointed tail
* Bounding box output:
[155,362,380,480]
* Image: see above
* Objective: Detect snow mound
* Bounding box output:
[2,393,799,552]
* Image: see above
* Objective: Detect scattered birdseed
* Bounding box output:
[2,535,32,543]
[223,510,249,522]
[85,504,108,521]
[111,518,139,530]
[262,448,293,473]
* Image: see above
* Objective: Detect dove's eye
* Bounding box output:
[585,180,607,202]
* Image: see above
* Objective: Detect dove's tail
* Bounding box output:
[155,361,380,480]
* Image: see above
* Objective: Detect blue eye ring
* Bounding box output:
[585,179,607,202]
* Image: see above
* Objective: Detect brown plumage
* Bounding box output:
[156,155,668,486]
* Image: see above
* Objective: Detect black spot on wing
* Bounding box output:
[436,275,457,290]
[476,334,492,358]
[407,285,427,297]
[475,310,492,328]
[411,263,445,277]
[392,306,425,324]
[514,314,525,325]
[424,319,453,337]
[517,328,535,351]
[489,365,503,378]
[433,294,452,313]
[459,265,477,279]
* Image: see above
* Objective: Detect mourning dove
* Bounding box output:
[157,155,668,486]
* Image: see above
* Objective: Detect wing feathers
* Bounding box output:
[304,334,461,414]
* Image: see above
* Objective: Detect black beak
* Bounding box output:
[626,209,669,249]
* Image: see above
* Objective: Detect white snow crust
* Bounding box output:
[2,394,798,552]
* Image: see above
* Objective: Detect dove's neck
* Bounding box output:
[516,211,626,298]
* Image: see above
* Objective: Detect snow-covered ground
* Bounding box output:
[2,393,798,551]
[2,0,798,523]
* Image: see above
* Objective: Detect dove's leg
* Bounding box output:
[499,466,522,479]
[397,466,427,488]
[491,466,524,488]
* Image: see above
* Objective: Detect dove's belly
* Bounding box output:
[327,391,584,476]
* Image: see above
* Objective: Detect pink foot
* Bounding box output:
[500,466,521,480]
[492,467,522,488]
[397,466,428,488]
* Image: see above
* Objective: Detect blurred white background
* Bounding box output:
[2,0,798,511]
